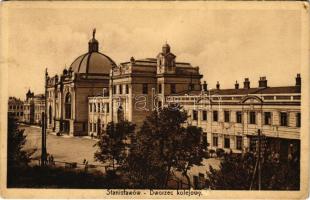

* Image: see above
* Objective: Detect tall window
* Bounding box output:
[264,112,272,125]
[202,110,207,121]
[158,84,162,94]
[224,111,230,122]
[296,112,301,127]
[89,122,92,132]
[98,103,100,113]
[280,112,288,126]
[212,135,218,147]
[94,123,97,132]
[213,111,218,122]
[65,93,71,119]
[224,136,230,148]
[249,111,256,124]
[113,85,117,94]
[143,84,148,94]
[89,103,92,112]
[106,103,110,113]
[93,103,96,112]
[236,136,242,150]
[236,111,242,123]
[171,84,176,94]
[119,85,123,94]
[49,105,52,124]
[126,85,129,94]
[192,110,198,121]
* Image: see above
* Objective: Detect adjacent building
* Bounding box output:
[23,89,45,125]
[166,75,301,156]
[8,97,24,121]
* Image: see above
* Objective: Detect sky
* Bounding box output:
[5,2,302,99]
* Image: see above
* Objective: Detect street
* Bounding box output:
[21,125,220,179]
[22,125,102,166]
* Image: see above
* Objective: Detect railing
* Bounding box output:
[31,158,112,173]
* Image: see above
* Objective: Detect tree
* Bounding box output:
[94,121,135,170]
[125,105,207,188]
[206,150,300,190]
[7,114,32,168]
[206,152,255,190]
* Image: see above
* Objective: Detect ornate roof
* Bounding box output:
[70,52,116,74]
[69,29,117,74]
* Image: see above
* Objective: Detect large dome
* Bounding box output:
[70,52,116,74]
[70,29,117,74]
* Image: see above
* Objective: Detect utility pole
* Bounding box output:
[257,128,262,190]
[41,112,47,166]
[41,68,48,167]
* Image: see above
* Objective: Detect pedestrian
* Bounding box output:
[51,155,54,165]
[84,160,88,173]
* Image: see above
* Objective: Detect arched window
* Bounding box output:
[65,93,71,119]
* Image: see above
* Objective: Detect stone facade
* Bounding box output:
[46,29,116,136]
[166,75,301,155]
[22,90,45,125]
[88,43,203,136]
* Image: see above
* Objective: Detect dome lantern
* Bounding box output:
[88,28,99,53]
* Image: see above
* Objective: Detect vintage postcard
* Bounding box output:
[0,1,309,199]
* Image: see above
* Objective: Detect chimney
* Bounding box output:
[216,81,220,90]
[243,78,250,89]
[202,81,208,91]
[235,81,239,89]
[258,76,268,88]
[296,73,301,87]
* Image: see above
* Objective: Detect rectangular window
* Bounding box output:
[119,84,123,94]
[171,84,176,94]
[213,111,218,122]
[158,84,162,94]
[143,84,148,94]
[89,104,92,112]
[249,111,256,124]
[113,85,117,94]
[296,112,301,127]
[264,112,272,125]
[236,111,242,123]
[224,137,230,148]
[202,110,207,121]
[192,110,198,121]
[280,112,288,126]
[212,135,218,147]
[94,123,97,132]
[106,103,109,113]
[93,103,96,112]
[98,103,100,113]
[126,85,129,94]
[224,111,230,122]
[236,136,242,150]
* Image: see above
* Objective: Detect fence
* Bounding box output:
[31,158,112,173]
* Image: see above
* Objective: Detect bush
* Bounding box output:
[216,148,225,158]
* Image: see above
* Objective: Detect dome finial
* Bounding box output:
[93,28,96,39]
